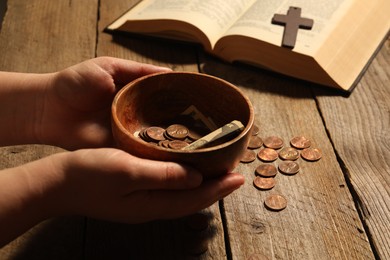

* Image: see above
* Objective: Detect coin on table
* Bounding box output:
[251,124,260,136]
[165,124,189,140]
[264,194,287,211]
[240,149,257,163]
[145,126,166,142]
[290,136,311,149]
[257,148,278,162]
[255,164,277,177]
[301,147,322,161]
[278,147,300,160]
[253,176,276,190]
[278,161,300,175]
[168,140,189,150]
[263,136,284,149]
[248,135,263,149]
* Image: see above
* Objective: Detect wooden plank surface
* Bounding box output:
[0,0,98,258]
[199,57,375,259]
[315,37,390,260]
[0,0,388,259]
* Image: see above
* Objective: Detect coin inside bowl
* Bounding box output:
[111,71,254,178]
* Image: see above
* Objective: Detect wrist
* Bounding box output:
[0,71,54,146]
[0,152,70,246]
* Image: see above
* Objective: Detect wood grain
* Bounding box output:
[199,55,375,259]
[315,36,390,260]
[0,0,97,258]
[0,0,388,259]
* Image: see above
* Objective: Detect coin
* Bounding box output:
[255,164,277,177]
[139,128,149,141]
[257,148,278,162]
[187,130,202,141]
[264,194,287,211]
[251,124,260,136]
[168,140,189,150]
[301,147,322,161]
[166,124,189,140]
[253,176,276,190]
[278,161,300,175]
[145,126,166,142]
[263,136,284,149]
[278,147,299,160]
[248,135,263,149]
[240,149,256,163]
[158,139,170,148]
[290,136,311,149]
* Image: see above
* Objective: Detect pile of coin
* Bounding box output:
[136,119,244,151]
[240,124,322,211]
[136,123,205,150]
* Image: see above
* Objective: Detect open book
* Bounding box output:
[106,0,390,92]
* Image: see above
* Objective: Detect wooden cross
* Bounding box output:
[272,7,314,49]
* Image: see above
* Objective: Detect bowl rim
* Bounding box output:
[112,71,254,154]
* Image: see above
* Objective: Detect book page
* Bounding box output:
[110,0,256,48]
[222,0,353,54]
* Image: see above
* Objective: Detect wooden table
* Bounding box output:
[0,1,389,259]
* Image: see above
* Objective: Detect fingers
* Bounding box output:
[124,156,203,191]
[133,172,245,221]
[92,56,171,86]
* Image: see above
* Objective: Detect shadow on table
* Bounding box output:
[1,217,85,260]
[3,213,218,259]
[84,212,219,259]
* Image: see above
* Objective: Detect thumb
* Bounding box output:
[125,157,203,190]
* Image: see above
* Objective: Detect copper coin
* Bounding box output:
[168,140,189,150]
[158,139,170,148]
[264,194,287,211]
[257,148,278,162]
[278,161,300,175]
[253,176,276,190]
[263,136,284,149]
[252,124,260,136]
[290,136,311,149]
[255,164,277,177]
[240,149,256,163]
[138,128,149,141]
[301,147,322,161]
[166,124,189,140]
[248,135,263,149]
[187,130,202,141]
[278,147,299,160]
[145,126,166,142]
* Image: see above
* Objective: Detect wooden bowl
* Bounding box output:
[111,71,254,178]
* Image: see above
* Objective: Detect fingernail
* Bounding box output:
[153,65,172,71]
